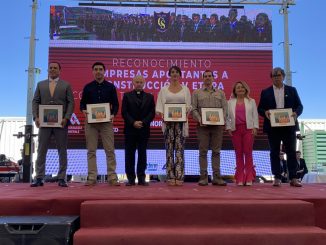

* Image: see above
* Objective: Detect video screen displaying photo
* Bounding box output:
[47,5,273,176]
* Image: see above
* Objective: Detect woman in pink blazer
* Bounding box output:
[226,81,259,186]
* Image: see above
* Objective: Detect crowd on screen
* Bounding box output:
[51,8,272,43]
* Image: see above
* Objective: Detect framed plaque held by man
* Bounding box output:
[201,107,224,125]
[39,105,63,127]
[270,108,295,127]
[164,103,187,122]
[87,103,111,123]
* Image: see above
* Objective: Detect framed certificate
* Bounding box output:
[87,103,111,123]
[270,108,295,127]
[201,108,224,125]
[39,105,63,128]
[164,103,187,122]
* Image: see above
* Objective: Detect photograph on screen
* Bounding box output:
[50,6,271,43]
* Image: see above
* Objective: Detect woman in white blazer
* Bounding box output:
[156,66,191,186]
[226,81,259,186]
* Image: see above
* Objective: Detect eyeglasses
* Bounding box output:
[272,74,282,78]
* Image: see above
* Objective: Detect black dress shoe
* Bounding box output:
[138,181,149,186]
[273,178,282,187]
[58,179,68,187]
[125,181,136,186]
[30,179,44,187]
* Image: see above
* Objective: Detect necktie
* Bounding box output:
[49,80,56,97]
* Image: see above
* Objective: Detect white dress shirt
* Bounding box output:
[273,84,284,108]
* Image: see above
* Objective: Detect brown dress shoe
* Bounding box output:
[212,178,227,186]
[290,178,302,187]
[85,180,97,186]
[273,178,281,187]
[108,179,121,186]
[198,172,208,186]
[198,180,208,186]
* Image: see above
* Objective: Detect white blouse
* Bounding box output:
[156,85,192,137]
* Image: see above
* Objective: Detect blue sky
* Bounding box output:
[0,0,324,119]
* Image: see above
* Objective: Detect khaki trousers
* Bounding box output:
[197,125,224,176]
[85,122,117,181]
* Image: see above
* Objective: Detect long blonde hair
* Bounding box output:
[231,80,251,99]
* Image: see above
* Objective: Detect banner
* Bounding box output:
[154,12,170,33]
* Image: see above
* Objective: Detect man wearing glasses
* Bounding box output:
[258,67,303,187]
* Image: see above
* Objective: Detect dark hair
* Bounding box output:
[49,61,61,70]
[210,14,218,20]
[202,70,213,78]
[256,13,269,23]
[229,8,238,15]
[192,13,200,18]
[168,66,182,76]
[92,62,106,70]
[270,67,285,78]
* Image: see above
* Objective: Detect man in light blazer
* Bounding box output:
[258,67,303,187]
[31,62,74,187]
[122,76,155,186]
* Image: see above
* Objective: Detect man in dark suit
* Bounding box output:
[222,8,240,42]
[258,67,303,187]
[31,62,75,187]
[295,151,308,180]
[122,76,155,186]
[190,13,205,42]
[206,14,221,42]
[179,15,191,42]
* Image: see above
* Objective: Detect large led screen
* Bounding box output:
[47,5,273,176]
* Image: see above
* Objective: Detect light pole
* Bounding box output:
[23,0,38,182]
[281,0,292,86]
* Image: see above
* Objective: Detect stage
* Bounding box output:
[1,182,326,244]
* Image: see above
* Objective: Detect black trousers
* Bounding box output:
[125,133,149,182]
[267,127,297,180]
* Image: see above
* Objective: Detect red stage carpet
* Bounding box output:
[1,182,326,244]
